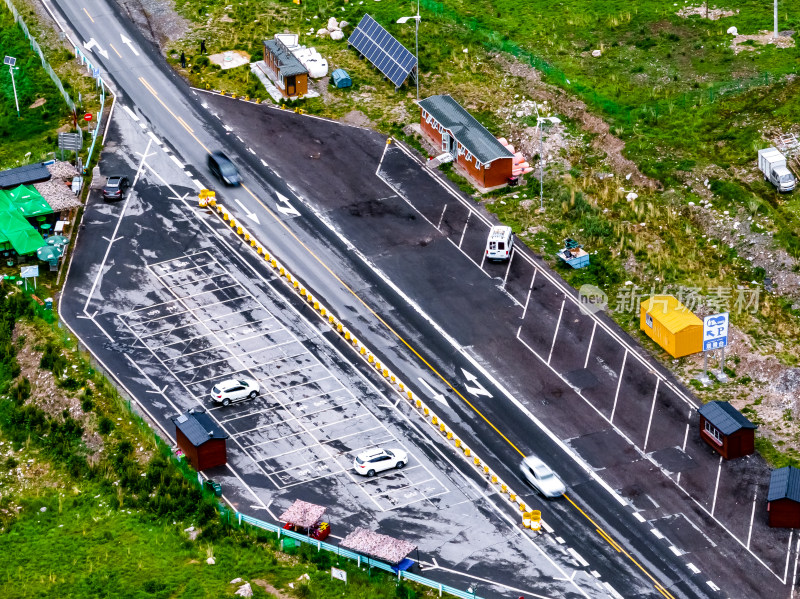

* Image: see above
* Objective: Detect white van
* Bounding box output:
[485,226,514,261]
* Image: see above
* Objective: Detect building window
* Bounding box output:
[465,151,472,162]
[485,162,491,170]
[421,110,427,119]
[704,421,723,445]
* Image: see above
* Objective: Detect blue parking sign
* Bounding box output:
[703,313,729,351]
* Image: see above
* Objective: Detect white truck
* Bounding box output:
[758,147,796,192]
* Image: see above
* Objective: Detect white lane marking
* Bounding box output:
[148,131,162,145]
[711,455,723,516]
[457,210,471,249]
[461,368,492,398]
[234,199,261,224]
[609,349,628,423]
[502,248,515,288]
[122,105,139,121]
[138,122,147,129]
[651,528,665,539]
[747,486,758,549]
[707,581,720,592]
[669,545,683,556]
[521,269,536,320]
[687,563,700,574]
[555,536,565,545]
[418,377,447,406]
[247,147,256,155]
[547,298,565,365]
[184,170,192,176]
[83,138,152,316]
[590,570,600,578]
[170,155,184,169]
[192,179,203,191]
[642,378,660,452]
[603,582,624,599]
[567,547,589,567]
[120,34,140,56]
[784,531,795,584]
[260,159,268,167]
[633,512,646,523]
[583,320,596,369]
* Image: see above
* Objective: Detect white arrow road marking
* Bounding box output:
[418,377,447,406]
[234,199,261,224]
[145,384,169,395]
[275,192,300,216]
[84,38,108,59]
[120,34,139,56]
[461,368,492,397]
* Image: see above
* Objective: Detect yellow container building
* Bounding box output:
[640,295,703,358]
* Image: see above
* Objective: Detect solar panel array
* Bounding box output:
[348,14,417,88]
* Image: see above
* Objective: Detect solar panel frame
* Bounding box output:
[348,14,417,88]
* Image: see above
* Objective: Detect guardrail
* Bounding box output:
[237,513,484,599]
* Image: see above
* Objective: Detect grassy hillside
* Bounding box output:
[0,287,428,598]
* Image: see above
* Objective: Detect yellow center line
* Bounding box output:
[82,7,94,23]
[142,80,676,597]
[596,528,622,553]
[139,77,204,146]
[109,44,122,58]
[564,494,676,599]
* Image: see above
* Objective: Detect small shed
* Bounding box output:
[331,68,352,88]
[419,94,514,190]
[263,37,308,98]
[698,401,756,459]
[172,409,228,471]
[640,295,702,358]
[768,467,800,528]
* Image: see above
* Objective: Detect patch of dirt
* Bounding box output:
[12,324,105,462]
[494,54,660,190]
[339,109,374,128]
[676,4,738,20]
[114,0,190,50]
[731,30,796,55]
[28,98,46,109]
[252,579,290,598]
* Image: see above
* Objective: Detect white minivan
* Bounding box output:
[485,226,514,261]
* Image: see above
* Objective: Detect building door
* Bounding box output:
[286,75,296,96]
[441,132,457,159]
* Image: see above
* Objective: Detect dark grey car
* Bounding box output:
[208,151,241,186]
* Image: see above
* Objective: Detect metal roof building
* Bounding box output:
[768,467,800,528]
[0,163,52,190]
[698,401,756,459]
[172,409,229,471]
[418,94,514,189]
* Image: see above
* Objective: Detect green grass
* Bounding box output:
[0,1,106,170]
[0,288,432,599]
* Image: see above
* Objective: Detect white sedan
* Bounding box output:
[353,448,408,477]
[519,455,565,498]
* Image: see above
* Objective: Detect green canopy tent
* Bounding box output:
[5,185,53,218]
[0,191,45,255]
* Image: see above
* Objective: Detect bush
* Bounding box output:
[98,416,115,435]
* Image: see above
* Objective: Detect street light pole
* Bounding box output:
[9,66,19,118]
[397,13,421,101]
[4,56,19,118]
[774,0,779,39]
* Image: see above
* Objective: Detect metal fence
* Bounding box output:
[2,0,75,112]
[237,513,484,599]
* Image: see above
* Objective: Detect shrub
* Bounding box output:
[98,416,115,435]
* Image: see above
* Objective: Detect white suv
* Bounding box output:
[353,448,408,477]
[210,378,260,406]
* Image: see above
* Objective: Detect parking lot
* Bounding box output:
[117,250,448,511]
[376,141,793,580]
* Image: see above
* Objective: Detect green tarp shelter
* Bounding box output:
[5,185,53,218]
[0,188,45,255]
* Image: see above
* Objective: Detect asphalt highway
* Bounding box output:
[46,0,796,597]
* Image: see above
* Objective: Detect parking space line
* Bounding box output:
[711,456,723,516]
[547,298,565,365]
[152,321,279,350]
[458,210,471,249]
[520,269,536,320]
[164,336,302,365]
[609,350,628,424]
[642,379,660,453]
[502,248,515,288]
[583,320,597,369]
[747,487,758,549]
[436,204,447,230]
[234,404,366,441]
